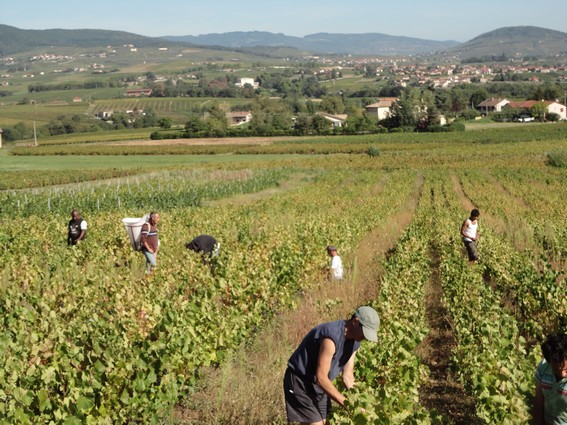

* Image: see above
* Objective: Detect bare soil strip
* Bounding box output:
[109,136,326,147]
[173,175,423,424]
[416,246,483,425]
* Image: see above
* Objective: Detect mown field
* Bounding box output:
[1,126,566,424]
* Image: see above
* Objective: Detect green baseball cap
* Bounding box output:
[355,306,380,342]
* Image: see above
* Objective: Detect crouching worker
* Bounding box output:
[185,234,220,261]
[284,306,380,424]
[534,333,567,425]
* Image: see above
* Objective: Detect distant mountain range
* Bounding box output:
[1,24,566,59]
[163,31,460,56]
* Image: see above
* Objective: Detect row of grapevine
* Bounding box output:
[457,169,566,336]
[333,168,564,424]
[458,167,567,267]
[331,188,438,424]
[0,163,418,423]
[427,172,540,424]
[0,168,288,218]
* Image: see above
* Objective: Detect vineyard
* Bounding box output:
[0,128,566,424]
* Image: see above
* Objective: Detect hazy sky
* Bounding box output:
[2,0,566,42]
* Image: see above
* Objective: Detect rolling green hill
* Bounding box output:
[0,24,189,55]
[449,26,567,60]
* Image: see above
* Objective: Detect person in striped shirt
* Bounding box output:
[140,212,160,273]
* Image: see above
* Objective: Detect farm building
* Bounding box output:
[365,97,398,120]
[228,111,252,126]
[317,112,348,128]
[477,98,509,113]
[505,100,567,120]
[235,78,259,89]
[125,88,153,97]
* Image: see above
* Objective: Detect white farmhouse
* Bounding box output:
[477,98,509,114]
[235,78,259,89]
[365,97,398,121]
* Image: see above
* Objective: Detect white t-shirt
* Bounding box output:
[330,255,343,280]
[463,219,478,242]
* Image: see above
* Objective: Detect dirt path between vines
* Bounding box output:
[173,174,424,424]
[416,245,483,424]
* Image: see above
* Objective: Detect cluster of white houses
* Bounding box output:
[477,98,567,119]
[229,97,566,128]
[94,96,567,129]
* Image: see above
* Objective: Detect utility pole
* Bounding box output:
[33,121,37,146]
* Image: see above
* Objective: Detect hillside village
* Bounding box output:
[1,32,566,141]
[3,49,567,89]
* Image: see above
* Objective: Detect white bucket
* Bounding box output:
[122,217,147,251]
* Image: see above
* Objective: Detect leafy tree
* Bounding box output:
[382,88,436,131]
[532,84,562,101]
[530,102,547,122]
[300,76,326,98]
[470,88,489,109]
[320,95,345,114]
[249,98,293,134]
[184,116,208,137]
[293,115,311,135]
[344,115,380,134]
[158,117,173,129]
[205,105,228,136]
[48,120,67,136]
[1,127,15,142]
[416,106,441,132]
[306,100,317,114]
[311,115,332,135]
[13,122,31,139]
[364,66,377,78]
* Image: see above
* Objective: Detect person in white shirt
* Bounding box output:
[326,245,344,281]
[460,208,480,265]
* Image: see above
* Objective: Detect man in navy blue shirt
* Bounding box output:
[284,306,379,424]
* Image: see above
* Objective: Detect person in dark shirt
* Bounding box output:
[284,306,380,424]
[67,209,87,245]
[185,235,220,258]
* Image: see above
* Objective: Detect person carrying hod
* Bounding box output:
[283,306,380,424]
[140,212,160,273]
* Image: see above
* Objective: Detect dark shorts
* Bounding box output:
[283,368,330,423]
[463,240,478,261]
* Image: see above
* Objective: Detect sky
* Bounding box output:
[1,0,566,43]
